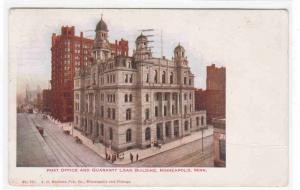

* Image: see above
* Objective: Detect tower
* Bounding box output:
[134,33,152,61]
[174,43,188,66]
[94,16,111,62]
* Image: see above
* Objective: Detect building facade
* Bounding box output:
[195,64,226,124]
[73,17,207,153]
[51,26,94,122]
[51,26,129,122]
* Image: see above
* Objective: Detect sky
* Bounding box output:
[9,9,254,97]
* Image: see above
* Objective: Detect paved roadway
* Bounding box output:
[17,113,213,167]
[131,136,213,167]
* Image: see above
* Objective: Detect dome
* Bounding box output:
[136,33,147,42]
[95,17,108,32]
[174,43,185,52]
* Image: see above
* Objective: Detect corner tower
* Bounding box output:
[93,16,111,62]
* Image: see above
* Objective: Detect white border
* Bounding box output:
[1,0,298,190]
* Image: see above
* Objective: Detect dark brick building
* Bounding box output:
[42,89,52,113]
[50,25,129,122]
[51,26,94,122]
[195,64,226,124]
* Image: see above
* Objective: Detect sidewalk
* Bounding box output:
[71,126,213,165]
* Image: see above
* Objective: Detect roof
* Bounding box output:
[96,17,108,32]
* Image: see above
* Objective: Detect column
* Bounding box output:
[162,123,165,140]
[160,92,163,117]
[170,121,174,138]
[169,92,172,116]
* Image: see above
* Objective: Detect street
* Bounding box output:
[17,113,213,167]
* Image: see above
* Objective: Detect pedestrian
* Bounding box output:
[136,154,139,161]
[130,153,133,163]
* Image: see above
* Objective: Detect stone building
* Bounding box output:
[73,17,207,153]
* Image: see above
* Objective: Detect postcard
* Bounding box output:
[8,8,288,187]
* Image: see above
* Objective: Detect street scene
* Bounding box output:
[16,11,226,167]
[17,112,214,167]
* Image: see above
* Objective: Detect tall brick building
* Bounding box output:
[51,25,129,122]
[51,26,94,122]
[195,64,226,124]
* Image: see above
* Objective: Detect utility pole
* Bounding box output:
[161,30,163,58]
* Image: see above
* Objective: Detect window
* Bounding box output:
[112,109,115,120]
[164,105,167,116]
[154,70,158,83]
[145,108,150,120]
[162,71,166,84]
[184,121,189,131]
[125,94,128,102]
[146,94,149,102]
[125,74,128,83]
[155,106,158,117]
[129,94,132,102]
[156,93,160,101]
[184,77,187,84]
[146,73,149,83]
[219,139,226,161]
[201,116,204,125]
[172,105,175,115]
[170,72,173,84]
[189,78,192,85]
[129,74,133,83]
[184,93,187,100]
[145,127,151,140]
[109,128,113,140]
[196,117,200,126]
[126,129,132,143]
[184,105,187,114]
[100,124,104,136]
[126,109,131,120]
[101,106,104,117]
[107,108,111,118]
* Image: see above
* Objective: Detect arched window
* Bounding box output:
[125,94,128,102]
[146,73,149,83]
[129,94,132,102]
[170,72,173,84]
[201,116,204,125]
[126,109,131,120]
[154,70,158,83]
[126,129,132,143]
[145,127,151,140]
[162,71,166,84]
[146,94,149,102]
[129,74,133,83]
